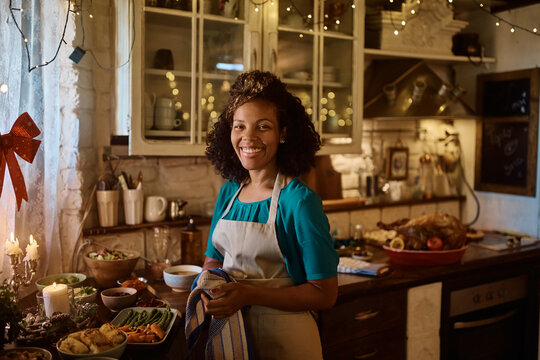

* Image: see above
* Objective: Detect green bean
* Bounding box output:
[120,310,134,326]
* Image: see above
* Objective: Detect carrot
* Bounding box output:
[127,333,144,343]
[150,323,165,340]
[118,325,131,332]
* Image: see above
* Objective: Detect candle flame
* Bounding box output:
[10,232,14,243]
[30,234,36,245]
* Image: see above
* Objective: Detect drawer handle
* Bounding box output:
[355,350,377,359]
[354,310,379,321]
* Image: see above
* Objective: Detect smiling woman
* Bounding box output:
[197,71,339,359]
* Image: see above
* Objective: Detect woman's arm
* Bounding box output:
[202,256,223,271]
[201,276,338,319]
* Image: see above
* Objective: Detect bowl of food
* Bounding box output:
[383,245,467,266]
[56,323,127,359]
[0,347,52,360]
[163,265,202,292]
[74,286,98,304]
[36,273,87,291]
[84,248,140,289]
[100,287,137,312]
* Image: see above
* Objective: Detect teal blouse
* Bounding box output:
[205,178,339,284]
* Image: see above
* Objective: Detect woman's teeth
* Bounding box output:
[242,148,262,154]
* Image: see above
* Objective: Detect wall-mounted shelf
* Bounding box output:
[82,216,212,236]
[364,48,496,64]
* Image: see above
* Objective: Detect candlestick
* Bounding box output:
[42,282,71,317]
[25,234,39,261]
[5,232,23,256]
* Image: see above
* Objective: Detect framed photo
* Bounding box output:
[385,147,409,180]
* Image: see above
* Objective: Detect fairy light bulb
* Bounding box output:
[286,7,291,11]
[510,27,515,33]
[0,84,8,93]
[479,3,484,7]
[411,9,416,14]
[351,4,356,8]
[307,14,312,19]
[324,25,328,30]
[24,38,28,43]
[389,0,394,3]
[533,28,538,33]
[401,20,406,26]
[394,29,399,36]
[448,0,453,3]
[254,7,259,12]
[89,13,93,18]
[299,34,304,38]
[495,21,500,26]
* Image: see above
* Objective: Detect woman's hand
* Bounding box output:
[201,282,251,319]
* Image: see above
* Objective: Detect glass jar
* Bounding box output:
[152,226,170,262]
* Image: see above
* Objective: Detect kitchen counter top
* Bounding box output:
[335,239,540,303]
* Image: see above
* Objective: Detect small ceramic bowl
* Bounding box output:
[36,273,86,291]
[73,287,98,304]
[163,265,202,292]
[100,287,137,312]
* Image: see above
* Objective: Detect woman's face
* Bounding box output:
[231,98,281,174]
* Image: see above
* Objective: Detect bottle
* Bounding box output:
[181,217,203,266]
[352,224,365,250]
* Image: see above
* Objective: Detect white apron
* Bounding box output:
[212,173,323,360]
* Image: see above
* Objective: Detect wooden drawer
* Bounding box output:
[319,289,406,346]
[323,328,406,360]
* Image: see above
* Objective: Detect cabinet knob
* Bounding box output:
[354,309,379,321]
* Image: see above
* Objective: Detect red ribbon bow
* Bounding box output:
[0,112,42,211]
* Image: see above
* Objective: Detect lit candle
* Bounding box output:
[25,234,39,261]
[42,282,70,317]
[5,232,23,256]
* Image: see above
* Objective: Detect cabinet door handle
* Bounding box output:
[354,350,377,359]
[252,49,257,70]
[272,49,277,73]
[453,308,517,329]
[354,309,379,321]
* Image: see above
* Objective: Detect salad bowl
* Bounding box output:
[84,249,140,288]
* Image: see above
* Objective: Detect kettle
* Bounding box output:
[169,199,188,220]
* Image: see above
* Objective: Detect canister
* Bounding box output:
[181,217,203,266]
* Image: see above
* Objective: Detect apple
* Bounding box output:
[427,236,443,250]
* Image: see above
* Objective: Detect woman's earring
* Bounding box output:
[280,138,285,144]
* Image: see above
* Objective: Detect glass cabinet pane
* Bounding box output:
[322,0,354,35]
[279,0,314,31]
[144,11,193,140]
[321,37,353,138]
[203,20,245,75]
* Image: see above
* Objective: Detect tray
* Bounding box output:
[383,245,467,266]
[111,307,178,347]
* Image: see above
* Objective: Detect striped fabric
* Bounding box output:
[185,269,252,360]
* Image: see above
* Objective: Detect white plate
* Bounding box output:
[110,307,178,347]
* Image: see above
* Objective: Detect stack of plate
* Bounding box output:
[323,66,337,82]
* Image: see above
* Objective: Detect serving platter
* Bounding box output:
[111,307,178,347]
[383,245,467,266]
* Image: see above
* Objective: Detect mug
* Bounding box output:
[145,196,168,222]
[155,97,175,130]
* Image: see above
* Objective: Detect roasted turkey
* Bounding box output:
[378,213,467,250]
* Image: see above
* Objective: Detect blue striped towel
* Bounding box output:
[185,268,253,360]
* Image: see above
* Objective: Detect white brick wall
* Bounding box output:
[57,0,224,271]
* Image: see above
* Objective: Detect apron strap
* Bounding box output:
[220,181,245,220]
[267,173,285,225]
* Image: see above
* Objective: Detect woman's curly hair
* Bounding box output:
[206,71,321,183]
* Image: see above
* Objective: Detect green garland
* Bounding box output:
[0,284,23,349]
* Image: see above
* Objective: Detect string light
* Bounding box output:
[469,0,540,37]
[0,84,8,93]
[9,0,71,72]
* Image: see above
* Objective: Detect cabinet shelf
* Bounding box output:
[364,48,496,64]
[145,69,240,81]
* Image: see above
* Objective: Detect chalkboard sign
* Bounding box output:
[475,68,539,196]
[483,78,530,117]
[480,122,528,187]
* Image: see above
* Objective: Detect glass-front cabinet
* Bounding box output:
[125,0,362,155]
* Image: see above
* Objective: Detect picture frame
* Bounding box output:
[385,147,409,180]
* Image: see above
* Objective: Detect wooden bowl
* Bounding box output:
[383,245,467,266]
[84,250,140,288]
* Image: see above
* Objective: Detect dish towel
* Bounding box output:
[185,268,253,360]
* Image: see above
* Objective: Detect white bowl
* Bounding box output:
[163,265,202,292]
[74,286,98,304]
[100,287,137,312]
